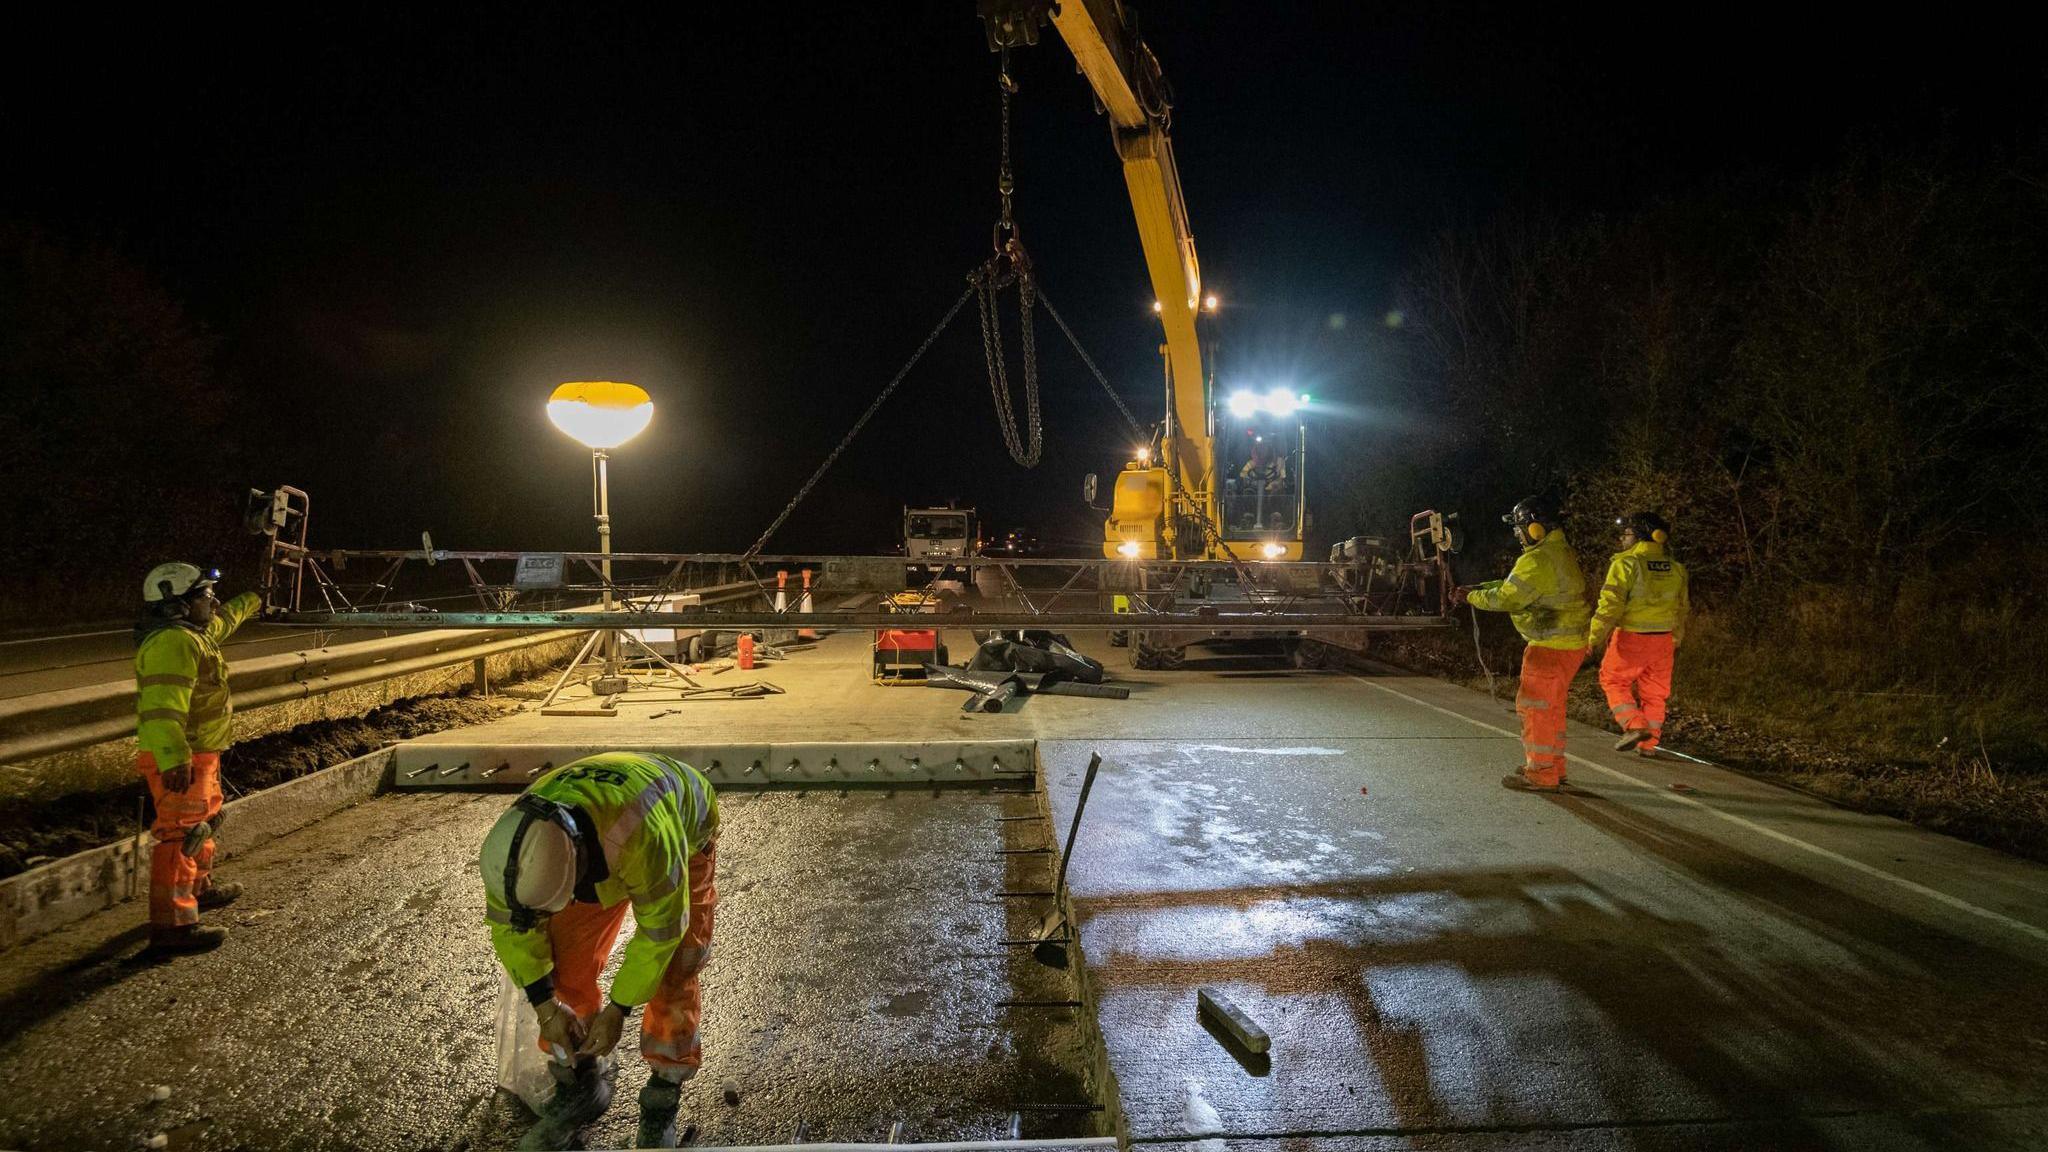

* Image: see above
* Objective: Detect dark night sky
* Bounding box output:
[7,3,2040,557]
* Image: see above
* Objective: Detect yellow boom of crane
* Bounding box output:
[980,0,1307,565]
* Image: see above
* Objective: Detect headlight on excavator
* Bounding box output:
[1118,541,1141,558]
[1262,542,1286,560]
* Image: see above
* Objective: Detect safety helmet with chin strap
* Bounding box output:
[142,562,220,603]
[481,795,591,930]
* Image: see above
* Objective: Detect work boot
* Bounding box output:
[1501,773,1561,794]
[519,1059,615,1150]
[197,880,243,910]
[636,1076,684,1148]
[1614,727,1652,752]
[142,923,229,958]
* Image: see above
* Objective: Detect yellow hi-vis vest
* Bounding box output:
[1467,530,1592,650]
[1590,541,1691,646]
[133,591,263,768]
[487,753,720,1008]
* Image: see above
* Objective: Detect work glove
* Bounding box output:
[161,762,194,795]
[577,1002,627,1060]
[534,998,587,1060]
[1447,586,1470,608]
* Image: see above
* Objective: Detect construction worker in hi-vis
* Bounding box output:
[480,752,720,1150]
[1451,497,1592,792]
[1589,511,1690,755]
[133,562,262,957]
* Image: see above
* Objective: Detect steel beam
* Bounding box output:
[279,609,1445,631]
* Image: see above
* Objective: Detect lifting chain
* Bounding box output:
[996,46,1018,243]
[972,45,1043,468]
[971,245,1043,468]
[741,286,976,563]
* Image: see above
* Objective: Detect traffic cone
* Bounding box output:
[798,570,818,640]
[774,570,788,614]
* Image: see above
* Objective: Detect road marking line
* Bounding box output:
[1352,675,2048,947]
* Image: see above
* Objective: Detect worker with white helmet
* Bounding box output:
[481,752,720,1150]
[132,562,263,957]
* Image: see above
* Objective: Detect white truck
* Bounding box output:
[904,507,977,563]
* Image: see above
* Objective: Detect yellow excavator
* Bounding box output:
[981,0,1302,568]
[980,1,1321,668]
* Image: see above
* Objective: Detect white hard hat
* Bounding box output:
[481,798,580,925]
[143,562,219,603]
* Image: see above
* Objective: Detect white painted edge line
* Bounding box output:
[1351,674,2048,947]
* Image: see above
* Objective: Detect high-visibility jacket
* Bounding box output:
[1467,530,1591,650]
[1590,541,1690,646]
[133,592,263,769]
[487,752,720,1008]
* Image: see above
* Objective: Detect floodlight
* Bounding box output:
[547,381,653,449]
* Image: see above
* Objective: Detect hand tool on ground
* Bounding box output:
[1033,752,1101,965]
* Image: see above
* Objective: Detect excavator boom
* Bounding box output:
[1048,1,1211,518]
[983,0,1216,555]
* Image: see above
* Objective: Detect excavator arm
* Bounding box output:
[981,0,1216,556]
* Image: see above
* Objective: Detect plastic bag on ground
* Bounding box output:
[494,970,557,1112]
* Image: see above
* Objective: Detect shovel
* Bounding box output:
[1032,752,1102,965]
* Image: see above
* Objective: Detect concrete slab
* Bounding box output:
[1038,667,2048,1150]
[0,784,1102,1149]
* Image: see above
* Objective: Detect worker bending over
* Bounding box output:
[133,563,262,957]
[1451,498,1591,792]
[1589,512,1690,754]
[481,752,720,1150]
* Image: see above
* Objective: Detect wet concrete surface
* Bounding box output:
[0,784,1100,1150]
[1040,696,2048,1149]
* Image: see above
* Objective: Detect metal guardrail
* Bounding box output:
[0,585,758,767]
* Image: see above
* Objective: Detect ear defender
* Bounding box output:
[1526,522,1547,541]
[1652,529,1668,544]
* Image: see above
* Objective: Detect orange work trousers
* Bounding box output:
[1600,630,1676,750]
[543,841,718,1080]
[136,751,224,928]
[1515,645,1587,787]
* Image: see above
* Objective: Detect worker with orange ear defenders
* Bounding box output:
[1588,512,1690,754]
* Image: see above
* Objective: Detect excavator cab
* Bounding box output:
[1216,394,1306,560]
